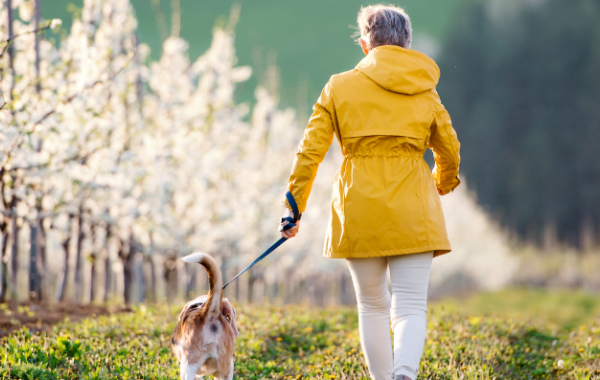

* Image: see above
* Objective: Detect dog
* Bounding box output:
[171,252,239,380]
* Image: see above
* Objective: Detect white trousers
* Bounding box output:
[346,251,433,380]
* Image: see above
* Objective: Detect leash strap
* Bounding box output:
[222,191,299,290]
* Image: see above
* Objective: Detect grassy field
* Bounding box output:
[1,289,600,379]
[438,289,600,332]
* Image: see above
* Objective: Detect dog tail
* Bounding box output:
[181,252,222,318]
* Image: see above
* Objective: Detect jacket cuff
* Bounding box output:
[282,199,307,213]
[437,176,461,195]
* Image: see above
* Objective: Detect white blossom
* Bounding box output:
[49,18,62,30]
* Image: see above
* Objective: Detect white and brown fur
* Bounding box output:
[171,252,239,380]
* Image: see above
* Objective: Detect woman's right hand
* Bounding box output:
[280,209,300,239]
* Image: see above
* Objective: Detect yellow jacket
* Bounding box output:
[285,45,461,258]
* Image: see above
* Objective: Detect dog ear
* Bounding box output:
[221,299,239,337]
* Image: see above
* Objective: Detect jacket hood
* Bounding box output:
[355,45,440,95]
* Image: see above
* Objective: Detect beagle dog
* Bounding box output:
[171,252,239,380]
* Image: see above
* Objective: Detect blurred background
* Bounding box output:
[44,0,464,110]
[1,0,598,313]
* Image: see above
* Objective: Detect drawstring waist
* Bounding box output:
[344,153,422,159]
[334,153,427,182]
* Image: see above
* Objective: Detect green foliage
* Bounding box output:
[1,291,600,379]
[437,0,600,245]
[0,363,57,380]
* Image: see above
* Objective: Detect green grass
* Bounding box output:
[1,290,600,379]
[436,288,600,331]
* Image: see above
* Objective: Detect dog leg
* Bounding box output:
[180,361,201,380]
[214,359,234,380]
[224,359,234,380]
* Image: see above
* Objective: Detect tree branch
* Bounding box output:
[0,51,137,172]
[0,20,60,59]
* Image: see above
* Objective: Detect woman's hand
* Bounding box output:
[280,209,300,239]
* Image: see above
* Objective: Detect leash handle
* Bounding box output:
[279,191,300,232]
[222,191,299,290]
[286,191,300,222]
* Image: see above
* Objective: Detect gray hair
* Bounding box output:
[357,5,412,50]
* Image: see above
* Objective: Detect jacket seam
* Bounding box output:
[419,161,431,247]
[429,91,437,139]
[289,95,330,206]
[341,167,350,254]
[327,77,348,251]
[345,153,421,158]
[289,152,306,199]
[436,106,460,179]
[432,100,459,193]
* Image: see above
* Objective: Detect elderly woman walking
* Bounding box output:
[280,5,460,380]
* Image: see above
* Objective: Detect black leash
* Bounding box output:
[222,191,300,290]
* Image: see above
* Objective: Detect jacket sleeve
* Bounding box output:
[283,80,336,213]
[428,90,461,195]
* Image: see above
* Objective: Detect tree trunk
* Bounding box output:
[89,224,97,303]
[28,221,38,301]
[234,265,240,301]
[33,0,44,301]
[272,272,279,300]
[89,256,96,303]
[164,254,177,301]
[141,257,151,303]
[103,226,112,303]
[57,215,73,303]
[123,254,135,304]
[247,271,255,304]
[148,256,157,303]
[122,236,137,305]
[186,264,196,299]
[341,272,354,306]
[220,255,227,293]
[103,253,111,303]
[10,215,19,301]
[37,216,46,301]
[5,0,15,90]
[0,222,9,302]
[138,257,145,303]
[118,239,126,302]
[74,205,84,303]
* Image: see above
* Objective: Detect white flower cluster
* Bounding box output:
[0,0,339,303]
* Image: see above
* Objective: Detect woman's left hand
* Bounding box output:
[280,209,300,238]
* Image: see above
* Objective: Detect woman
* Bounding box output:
[280,5,460,380]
